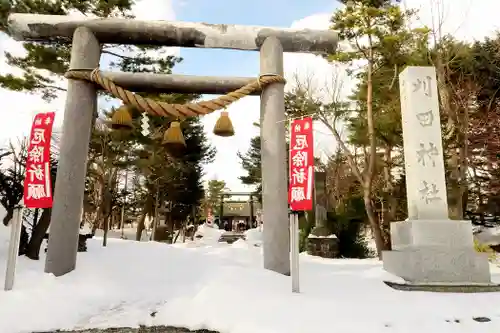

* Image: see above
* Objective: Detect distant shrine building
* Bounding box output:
[218,201,262,231]
[215,172,327,232]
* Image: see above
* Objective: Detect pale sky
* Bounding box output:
[0,0,499,193]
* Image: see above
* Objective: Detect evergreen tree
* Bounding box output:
[325,0,419,256]
[238,135,262,202]
[169,117,216,220]
[109,98,215,239]
[0,0,178,100]
[203,179,227,216]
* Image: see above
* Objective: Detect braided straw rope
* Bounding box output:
[65,69,286,119]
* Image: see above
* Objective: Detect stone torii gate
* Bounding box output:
[7,14,338,277]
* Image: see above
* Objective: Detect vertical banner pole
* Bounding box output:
[290,212,300,293]
[288,116,314,293]
[7,110,56,290]
[4,208,24,291]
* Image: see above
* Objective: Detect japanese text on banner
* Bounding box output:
[23,112,56,209]
[288,117,314,211]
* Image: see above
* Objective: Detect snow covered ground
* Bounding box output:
[475,226,500,246]
[2,224,500,333]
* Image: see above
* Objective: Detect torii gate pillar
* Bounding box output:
[260,37,289,274]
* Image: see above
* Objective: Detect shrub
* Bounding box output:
[474,239,496,261]
[298,213,313,252]
[325,196,371,258]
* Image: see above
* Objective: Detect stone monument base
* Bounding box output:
[382,219,491,284]
[306,226,339,259]
[383,280,500,293]
[307,235,339,258]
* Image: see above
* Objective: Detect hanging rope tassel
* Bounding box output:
[213,111,235,137]
[111,105,134,130]
[163,121,186,153]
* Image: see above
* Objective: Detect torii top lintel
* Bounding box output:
[8,14,338,54]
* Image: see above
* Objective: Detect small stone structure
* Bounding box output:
[306,197,339,258]
[307,224,339,259]
[44,232,92,252]
[77,233,92,252]
[307,234,339,258]
[219,231,245,244]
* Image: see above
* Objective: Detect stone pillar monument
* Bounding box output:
[382,66,491,284]
[307,171,339,258]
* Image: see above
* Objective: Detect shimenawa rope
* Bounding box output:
[64,69,286,119]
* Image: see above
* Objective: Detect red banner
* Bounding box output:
[23,112,56,209]
[288,117,314,211]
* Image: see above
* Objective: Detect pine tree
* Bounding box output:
[326,0,419,256]
[0,0,178,100]
[238,135,262,202]
[204,179,227,216]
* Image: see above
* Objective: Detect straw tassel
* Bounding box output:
[163,121,186,153]
[213,111,235,137]
[111,105,133,130]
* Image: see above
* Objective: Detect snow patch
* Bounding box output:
[308,234,337,239]
[244,227,263,246]
[193,223,224,245]
[475,226,500,246]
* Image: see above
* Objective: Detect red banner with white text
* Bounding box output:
[288,117,314,211]
[23,112,56,209]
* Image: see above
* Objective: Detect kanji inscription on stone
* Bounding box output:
[416,110,434,127]
[399,66,448,220]
[412,75,432,97]
[416,142,439,167]
[419,181,442,204]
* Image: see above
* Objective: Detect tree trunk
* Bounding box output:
[33,208,39,229]
[135,212,147,241]
[364,50,385,257]
[19,224,29,256]
[457,104,469,218]
[173,226,181,244]
[25,209,51,260]
[91,221,98,235]
[381,146,395,250]
[92,181,105,235]
[364,190,386,258]
[168,207,175,243]
[101,188,112,245]
[92,201,105,235]
[103,214,109,247]
[3,208,13,226]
